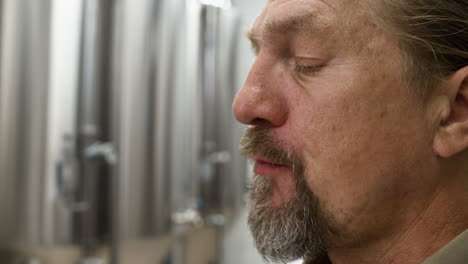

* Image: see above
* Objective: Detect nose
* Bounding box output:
[232,60,288,127]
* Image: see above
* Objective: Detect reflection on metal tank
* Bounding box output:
[0,0,78,247]
[198,1,245,220]
[112,0,245,236]
[0,0,245,263]
[0,0,115,262]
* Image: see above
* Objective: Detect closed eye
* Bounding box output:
[294,64,322,73]
[288,56,325,74]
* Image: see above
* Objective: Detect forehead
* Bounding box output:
[250,0,389,57]
[252,0,368,36]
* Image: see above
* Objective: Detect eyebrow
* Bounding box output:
[247,30,260,54]
[247,12,322,54]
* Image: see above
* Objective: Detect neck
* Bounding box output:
[327,166,468,264]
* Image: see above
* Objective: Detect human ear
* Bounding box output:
[433,66,468,158]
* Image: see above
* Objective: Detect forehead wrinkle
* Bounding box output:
[247,0,340,53]
[246,13,333,55]
[263,12,321,37]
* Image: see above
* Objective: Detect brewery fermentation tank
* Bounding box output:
[0,0,246,263]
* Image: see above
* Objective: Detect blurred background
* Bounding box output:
[0,0,269,263]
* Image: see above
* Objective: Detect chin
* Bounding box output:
[268,184,296,207]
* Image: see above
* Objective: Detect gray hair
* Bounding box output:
[368,0,468,96]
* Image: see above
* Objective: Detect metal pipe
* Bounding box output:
[76,0,100,257]
[109,1,122,264]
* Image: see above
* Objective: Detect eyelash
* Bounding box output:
[293,64,322,74]
[249,44,323,74]
[250,44,260,55]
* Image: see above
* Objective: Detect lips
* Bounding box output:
[253,158,291,177]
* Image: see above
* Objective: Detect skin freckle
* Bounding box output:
[379,111,386,118]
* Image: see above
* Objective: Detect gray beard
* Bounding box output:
[240,126,336,263]
[247,174,334,263]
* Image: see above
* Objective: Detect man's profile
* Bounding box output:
[232,0,468,263]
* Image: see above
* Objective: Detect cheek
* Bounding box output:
[289,71,434,233]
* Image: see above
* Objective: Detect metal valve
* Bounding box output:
[84,142,118,165]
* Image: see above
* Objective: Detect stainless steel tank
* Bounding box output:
[0,0,114,262]
[111,0,245,234]
[0,0,245,263]
[0,0,78,247]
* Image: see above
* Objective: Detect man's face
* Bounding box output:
[233,0,441,262]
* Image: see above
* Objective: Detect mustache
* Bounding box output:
[239,126,303,174]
